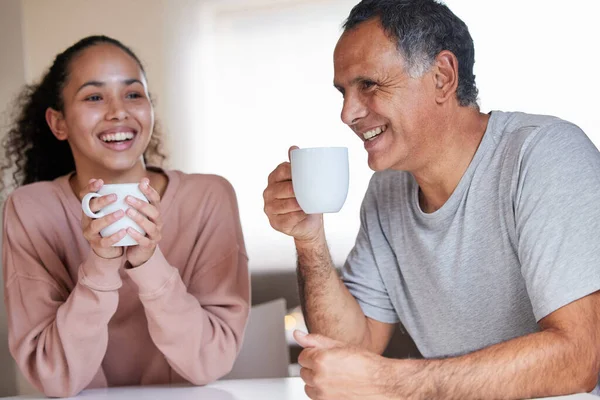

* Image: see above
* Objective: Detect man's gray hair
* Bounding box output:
[344,0,479,108]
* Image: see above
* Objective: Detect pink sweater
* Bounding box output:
[2,170,250,397]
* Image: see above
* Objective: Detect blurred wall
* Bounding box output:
[0,0,25,395]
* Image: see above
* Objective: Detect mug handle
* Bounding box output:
[81,192,105,218]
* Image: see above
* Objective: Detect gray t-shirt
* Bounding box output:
[342,111,600,391]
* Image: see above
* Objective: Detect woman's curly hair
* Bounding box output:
[0,35,167,196]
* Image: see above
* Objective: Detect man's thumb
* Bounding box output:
[288,146,300,162]
[293,330,340,349]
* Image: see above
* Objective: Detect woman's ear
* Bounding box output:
[45,108,68,141]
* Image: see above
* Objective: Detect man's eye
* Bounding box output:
[361,81,377,90]
[85,95,102,101]
[127,92,142,99]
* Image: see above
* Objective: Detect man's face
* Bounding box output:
[334,18,440,172]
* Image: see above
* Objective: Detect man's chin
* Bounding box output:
[368,155,410,173]
[368,155,392,172]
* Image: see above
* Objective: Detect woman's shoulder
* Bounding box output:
[6,180,64,208]
[4,177,71,223]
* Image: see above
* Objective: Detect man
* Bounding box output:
[263,0,600,399]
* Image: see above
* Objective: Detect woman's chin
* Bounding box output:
[96,159,145,175]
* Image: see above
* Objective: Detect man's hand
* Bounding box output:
[295,330,396,400]
[263,146,325,244]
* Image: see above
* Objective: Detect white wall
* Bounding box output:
[189,0,600,272]
[448,0,599,139]
[0,0,25,395]
[191,0,363,271]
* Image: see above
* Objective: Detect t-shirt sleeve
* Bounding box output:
[515,122,600,321]
[341,175,400,324]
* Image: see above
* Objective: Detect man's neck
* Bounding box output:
[414,109,490,213]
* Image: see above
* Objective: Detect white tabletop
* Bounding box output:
[2,378,598,399]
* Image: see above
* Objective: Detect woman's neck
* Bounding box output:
[70,161,154,200]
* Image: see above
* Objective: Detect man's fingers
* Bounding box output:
[294,330,341,350]
[267,162,292,185]
[263,181,295,202]
[297,347,321,370]
[299,367,316,387]
[268,211,307,232]
[264,198,302,216]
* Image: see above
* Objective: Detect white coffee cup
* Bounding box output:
[81,183,149,247]
[290,147,349,214]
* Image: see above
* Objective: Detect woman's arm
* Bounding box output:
[124,176,250,385]
[3,196,121,397]
[126,247,249,385]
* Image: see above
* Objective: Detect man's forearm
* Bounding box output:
[295,235,370,347]
[387,329,598,400]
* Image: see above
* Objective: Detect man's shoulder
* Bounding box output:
[499,110,565,128]
[493,111,582,142]
[490,111,592,163]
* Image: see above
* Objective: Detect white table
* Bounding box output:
[2,378,598,399]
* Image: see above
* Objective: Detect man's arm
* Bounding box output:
[295,233,395,354]
[262,153,395,354]
[386,291,600,399]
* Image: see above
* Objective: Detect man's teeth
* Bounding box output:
[363,126,386,140]
[101,132,135,142]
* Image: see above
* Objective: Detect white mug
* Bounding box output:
[81,183,149,247]
[290,147,349,214]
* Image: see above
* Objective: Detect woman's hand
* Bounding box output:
[124,178,163,267]
[80,179,126,259]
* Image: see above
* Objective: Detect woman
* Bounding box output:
[1,35,249,397]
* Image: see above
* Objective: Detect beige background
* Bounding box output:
[0,0,24,395]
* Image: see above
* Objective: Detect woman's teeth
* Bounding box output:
[101,132,135,142]
[363,126,386,140]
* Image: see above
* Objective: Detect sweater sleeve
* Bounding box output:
[124,176,250,385]
[3,195,123,397]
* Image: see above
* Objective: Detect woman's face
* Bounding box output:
[51,43,154,176]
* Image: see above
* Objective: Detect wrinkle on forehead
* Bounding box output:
[333,18,408,89]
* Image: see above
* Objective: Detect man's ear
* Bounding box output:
[433,50,459,105]
[45,107,68,141]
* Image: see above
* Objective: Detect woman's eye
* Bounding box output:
[85,95,102,102]
[126,92,142,99]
